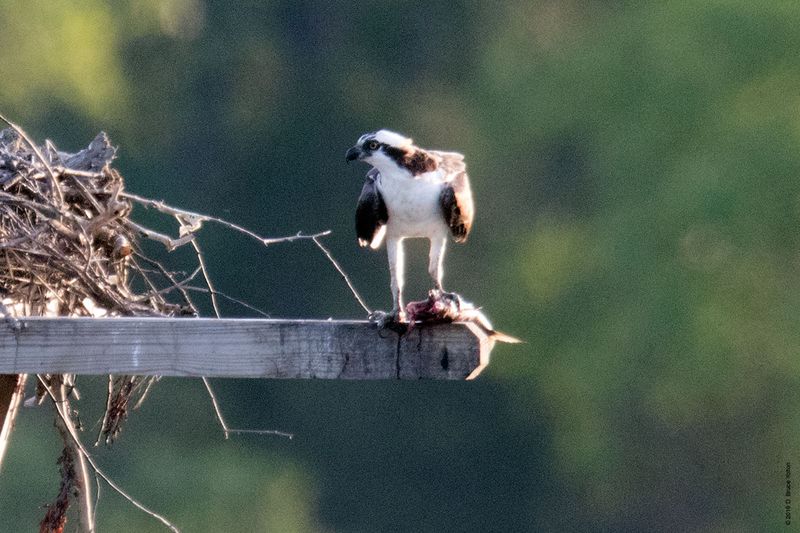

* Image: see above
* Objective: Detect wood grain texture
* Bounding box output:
[0,318,488,380]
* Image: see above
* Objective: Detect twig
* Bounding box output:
[132,252,198,314]
[121,192,330,247]
[124,220,195,251]
[0,227,45,248]
[151,266,202,295]
[53,378,95,533]
[224,428,294,439]
[128,257,169,308]
[0,113,63,203]
[0,373,26,474]
[63,171,104,214]
[312,235,371,314]
[95,376,114,447]
[92,473,101,529]
[37,376,180,533]
[191,240,220,317]
[201,377,230,440]
[180,285,270,317]
[92,472,100,524]
[132,377,158,410]
[53,167,103,179]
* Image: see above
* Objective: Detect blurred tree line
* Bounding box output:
[0,1,797,531]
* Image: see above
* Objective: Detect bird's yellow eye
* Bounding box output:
[366,140,379,151]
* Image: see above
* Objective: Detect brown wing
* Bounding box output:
[355,168,388,249]
[433,151,473,243]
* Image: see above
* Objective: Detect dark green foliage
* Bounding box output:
[0,1,797,530]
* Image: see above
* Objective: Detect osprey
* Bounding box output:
[346,130,474,322]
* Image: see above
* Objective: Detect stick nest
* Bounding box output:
[0,128,188,318]
[0,127,198,447]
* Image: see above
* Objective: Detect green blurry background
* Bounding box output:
[0,1,798,531]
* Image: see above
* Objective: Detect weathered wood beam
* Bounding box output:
[0,318,491,380]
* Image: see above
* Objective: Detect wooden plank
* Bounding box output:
[0,318,488,380]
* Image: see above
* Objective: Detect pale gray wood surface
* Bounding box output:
[0,318,488,379]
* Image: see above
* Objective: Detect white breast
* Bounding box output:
[377,170,447,239]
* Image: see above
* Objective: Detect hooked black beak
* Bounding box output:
[345,146,361,162]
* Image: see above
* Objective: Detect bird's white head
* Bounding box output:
[345,129,417,175]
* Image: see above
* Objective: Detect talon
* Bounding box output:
[369,309,407,333]
[440,291,461,307]
[369,310,388,326]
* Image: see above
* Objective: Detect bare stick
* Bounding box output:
[64,172,104,214]
[191,240,220,317]
[0,373,26,474]
[121,192,330,247]
[132,377,158,410]
[0,113,64,203]
[180,285,270,317]
[132,252,198,313]
[37,376,180,533]
[92,472,101,529]
[201,377,230,440]
[151,266,202,295]
[52,378,95,533]
[312,235,372,314]
[95,375,114,447]
[124,220,195,251]
[224,428,294,439]
[52,167,103,179]
[128,257,169,309]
